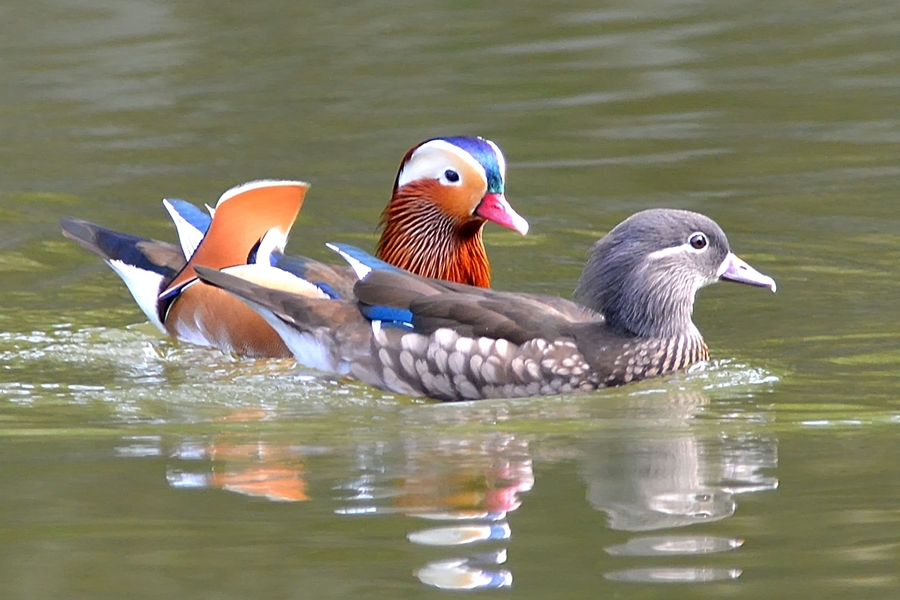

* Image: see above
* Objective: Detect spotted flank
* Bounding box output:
[367,326,709,401]
[370,328,584,401]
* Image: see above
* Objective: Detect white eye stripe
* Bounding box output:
[646,236,711,261]
[396,140,487,188]
[646,244,692,261]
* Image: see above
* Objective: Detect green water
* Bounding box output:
[3,0,900,597]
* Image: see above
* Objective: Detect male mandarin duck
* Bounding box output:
[192,209,776,401]
[60,136,528,358]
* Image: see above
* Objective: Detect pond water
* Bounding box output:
[2,0,900,598]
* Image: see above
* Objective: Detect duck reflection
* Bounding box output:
[394,434,532,518]
[336,432,533,590]
[121,376,777,590]
[576,390,778,583]
[164,407,311,502]
[579,391,777,531]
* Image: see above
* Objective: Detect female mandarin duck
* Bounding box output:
[60,136,528,358]
[192,209,776,401]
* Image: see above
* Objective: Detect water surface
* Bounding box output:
[2,0,900,597]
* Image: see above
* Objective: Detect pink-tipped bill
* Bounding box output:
[475,193,529,235]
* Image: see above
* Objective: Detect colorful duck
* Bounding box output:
[61,136,528,358]
[192,209,776,400]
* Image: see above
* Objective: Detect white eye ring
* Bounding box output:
[688,232,708,251]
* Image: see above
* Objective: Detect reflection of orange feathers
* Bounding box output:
[395,472,493,514]
[209,440,309,502]
[389,435,534,516]
[207,408,309,502]
[211,467,308,503]
[395,461,531,515]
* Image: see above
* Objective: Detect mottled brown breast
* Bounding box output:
[594,333,709,388]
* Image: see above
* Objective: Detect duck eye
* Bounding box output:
[443,169,460,183]
[688,232,708,250]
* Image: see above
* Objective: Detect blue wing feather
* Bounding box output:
[164,199,211,235]
[326,243,414,327]
[326,243,404,278]
[359,305,414,326]
[268,250,343,299]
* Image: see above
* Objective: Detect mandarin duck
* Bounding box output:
[191,209,776,401]
[60,136,528,358]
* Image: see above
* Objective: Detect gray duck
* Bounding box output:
[193,208,776,401]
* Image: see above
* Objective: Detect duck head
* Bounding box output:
[574,209,775,339]
[377,136,528,288]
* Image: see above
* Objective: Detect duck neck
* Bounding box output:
[376,193,491,287]
[578,263,700,341]
[620,275,696,338]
